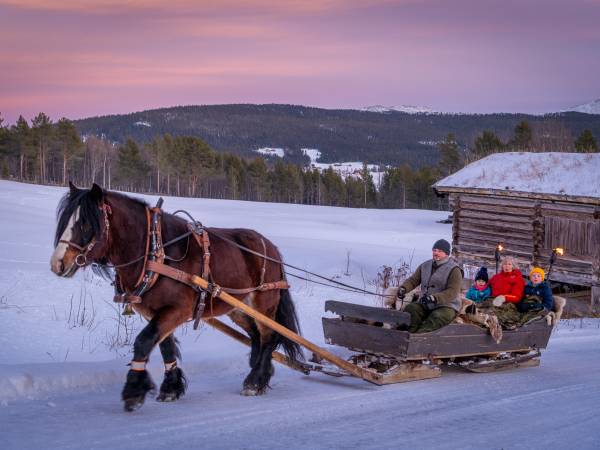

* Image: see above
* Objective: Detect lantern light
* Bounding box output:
[548,247,565,278]
[494,242,504,274]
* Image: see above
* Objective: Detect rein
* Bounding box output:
[206,228,383,297]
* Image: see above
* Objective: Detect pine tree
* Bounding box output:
[247,158,270,201]
[31,113,53,183]
[574,129,598,153]
[437,134,462,176]
[321,167,346,206]
[509,120,533,151]
[472,130,503,160]
[379,165,413,208]
[410,166,439,209]
[54,118,84,186]
[12,116,35,181]
[0,114,9,179]
[116,139,150,191]
[359,162,377,207]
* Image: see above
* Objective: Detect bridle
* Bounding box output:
[59,202,112,267]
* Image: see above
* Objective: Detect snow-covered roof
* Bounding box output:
[435,152,600,200]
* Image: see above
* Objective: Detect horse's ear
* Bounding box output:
[69,181,78,193]
[90,183,103,203]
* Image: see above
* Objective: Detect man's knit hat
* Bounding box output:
[530,267,545,281]
[432,239,451,255]
[475,267,489,283]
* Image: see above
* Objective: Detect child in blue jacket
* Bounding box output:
[518,267,554,312]
[466,267,492,303]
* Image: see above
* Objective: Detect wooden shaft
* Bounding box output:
[204,318,310,374]
[189,274,382,384]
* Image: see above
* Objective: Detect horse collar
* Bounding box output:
[114,204,165,304]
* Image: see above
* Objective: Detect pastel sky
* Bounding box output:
[1,0,599,124]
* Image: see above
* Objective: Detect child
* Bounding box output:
[518,267,554,312]
[466,267,492,303]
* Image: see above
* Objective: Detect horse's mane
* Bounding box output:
[105,190,149,209]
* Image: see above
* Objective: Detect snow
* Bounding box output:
[301,148,321,163]
[309,161,387,188]
[133,121,151,127]
[565,99,600,115]
[435,152,600,199]
[1,180,599,449]
[360,104,437,114]
[255,147,284,158]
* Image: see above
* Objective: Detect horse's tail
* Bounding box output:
[275,287,304,362]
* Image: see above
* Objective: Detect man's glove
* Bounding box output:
[396,286,407,300]
[419,294,437,310]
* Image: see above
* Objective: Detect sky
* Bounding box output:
[1,0,599,125]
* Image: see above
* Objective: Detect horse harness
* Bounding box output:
[102,198,289,329]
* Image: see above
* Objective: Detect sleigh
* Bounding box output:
[202,280,562,384]
[317,300,559,382]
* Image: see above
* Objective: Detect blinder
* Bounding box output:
[60,202,112,267]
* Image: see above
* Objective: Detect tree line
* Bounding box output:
[0,113,597,210]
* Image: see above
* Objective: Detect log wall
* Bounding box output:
[449,193,600,310]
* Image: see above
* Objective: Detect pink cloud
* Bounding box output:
[1,0,599,124]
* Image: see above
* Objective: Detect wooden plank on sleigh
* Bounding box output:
[325,300,411,327]
[405,321,552,360]
[322,318,410,358]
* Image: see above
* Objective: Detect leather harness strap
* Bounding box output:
[113,201,288,322]
[189,223,211,329]
[114,205,165,304]
[146,259,290,314]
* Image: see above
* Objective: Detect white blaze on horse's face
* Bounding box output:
[50,206,80,276]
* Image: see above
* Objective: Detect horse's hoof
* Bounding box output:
[240,385,267,396]
[156,392,178,402]
[123,397,145,412]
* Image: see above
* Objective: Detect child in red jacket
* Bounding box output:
[489,256,525,304]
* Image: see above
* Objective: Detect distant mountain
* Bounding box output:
[359,105,438,114]
[74,104,600,168]
[565,99,600,115]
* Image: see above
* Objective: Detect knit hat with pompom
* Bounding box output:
[475,267,489,282]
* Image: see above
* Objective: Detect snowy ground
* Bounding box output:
[1,180,599,449]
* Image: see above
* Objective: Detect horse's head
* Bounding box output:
[50,182,110,277]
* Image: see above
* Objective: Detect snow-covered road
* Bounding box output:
[3,325,600,450]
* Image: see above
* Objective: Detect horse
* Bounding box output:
[50,183,303,411]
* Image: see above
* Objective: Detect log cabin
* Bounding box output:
[433,152,600,314]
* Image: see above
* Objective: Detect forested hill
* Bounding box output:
[74,104,600,167]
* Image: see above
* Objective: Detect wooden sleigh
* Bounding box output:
[319,300,557,382]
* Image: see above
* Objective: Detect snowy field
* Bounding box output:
[1,180,599,449]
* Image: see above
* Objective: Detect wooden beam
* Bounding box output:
[169,271,385,384]
[458,209,534,225]
[434,186,600,206]
[204,318,311,375]
[325,300,411,327]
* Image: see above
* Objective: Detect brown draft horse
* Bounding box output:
[50,183,302,411]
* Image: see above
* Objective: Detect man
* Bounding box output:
[391,239,462,333]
